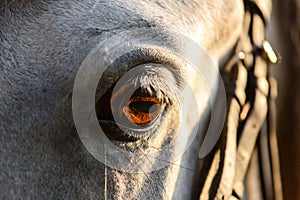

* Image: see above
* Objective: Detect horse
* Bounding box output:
[0,0,281,199]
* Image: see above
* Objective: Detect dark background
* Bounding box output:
[268,0,300,199]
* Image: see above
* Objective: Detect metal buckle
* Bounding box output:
[262,40,281,64]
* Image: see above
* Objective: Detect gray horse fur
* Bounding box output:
[0,0,244,199]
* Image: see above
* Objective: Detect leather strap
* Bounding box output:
[197,0,282,199]
[247,0,272,22]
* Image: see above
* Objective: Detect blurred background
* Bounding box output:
[267,0,299,199]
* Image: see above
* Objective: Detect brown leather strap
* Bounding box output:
[267,77,283,200]
[233,10,269,197]
[247,0,272,22]
[197,0,282,199]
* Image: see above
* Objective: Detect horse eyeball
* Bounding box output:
[122,96,162,126]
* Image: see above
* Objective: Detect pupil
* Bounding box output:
[129,101,159,114]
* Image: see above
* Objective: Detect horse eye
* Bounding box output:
[95,64,179,141]
[122,96,162,126]
[110,85,166,131]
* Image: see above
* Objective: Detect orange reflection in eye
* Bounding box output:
[122,96,162,126]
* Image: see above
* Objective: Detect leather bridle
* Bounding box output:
[197,0,283,199]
